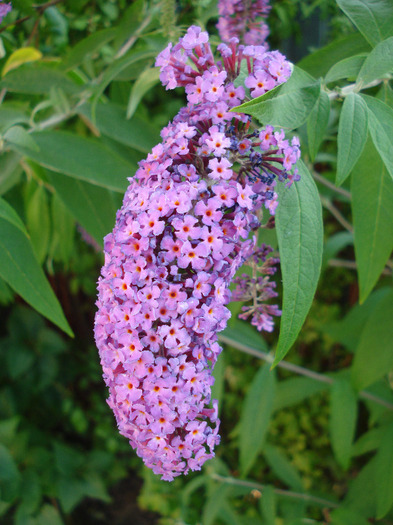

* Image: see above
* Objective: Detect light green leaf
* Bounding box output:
[298,33,371,78]
[62,27,117,70]
[329,379,358,470]
[127,67,160,119]
[2,46,42,77]
[78,102,160,153]
[26,184,50,264]
[49,171,117,247]
[234,67,320,130]
[351,139,393,302]
[325,54,367,84]
[362,95,393,181]
[239,363,276,476]
[0,105,29,132]
[0,204,73,336]
[11,130,133,192]
[307,90,330,161]
[4,125,39,152]
[336,0,393,47]
[259,485,276,525]
[264,444,304,491]
[0,64,82,95]
[273,376,328,411]
[351,290,393,390]
[375,422,393,518]
[336,93,368,185]
[274,160,323,365]
[357,36,393,86]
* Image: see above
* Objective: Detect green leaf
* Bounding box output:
[264,444,304,491]
[49,193,74,264]
[78,102,160,154]
[357,36,393,86]
[0,105,29,132]
[62,27,117,70]
[298,33,371,78]
[274,160,323,365]
[57,477,86,513]
[0,201,72,336]
[375,422,393,518]
[12,130,133,192]
[113,0,147,51]
[4,125,39,152]
[322,231,353,271]
[49,171,117,247]
[307,90,330,161]
[336,0,393,47]
[6,344,35,379]
[0,443,20,502]
[0,64,81,95]
[330,507,370,525]
[273,376,328,411]
[362,95,393,181]
[343,457,377,517]
[336,93,368,185]
[0,196,27,234]
[351,139,393,302]
[239,363,276,476]
[25,184,51,264]
[234,68,320,130]
[0,151,22,196]
[203,484,232,525]
[351,290,393,390]
[325,54,367,84]
[259,485,276,525]
[126,67,160,119]
[329,379,358,470]
[36,504,63,525]
[353,427,384,456]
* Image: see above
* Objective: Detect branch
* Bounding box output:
[210,473,339,509]
[311,169,351,200]
[320,195,353,234]
[218,335,393,411]
[0,0,65,33]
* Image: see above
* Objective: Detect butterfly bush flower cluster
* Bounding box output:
[94,26,300,481]
[0,2,11,22]
[217,0,271,45]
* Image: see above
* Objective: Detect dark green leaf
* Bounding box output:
[126,67,160,119]
[78,102,160,154]
[49,193,75,264]
[298,33,371,78]
[113,0,147,51]
[330,507,370,525]
[357,36,393,86]
[351,139,393,302]
[49,171,117,247]
[62,28,117,70]
[264,444,304,491]
[336,93,368,185]
[234,68,320,130]
[203,484,232,525]
[375,422,393,518]
[362,95,393,181]
[274,160,323,365]
[351,290,393,390]
[273,376,328,411]
[329,379,358,470]
[325,54,367,84]
[259,485,276,525]
[322,231,353,271]
[0,64,81,95]
[6,344,35,380]
[0,203,72,336]
[336,0,393,47]
[343,457,377,517]
[353,427,384,456]
[12,130,133,192]
[35,505,63,525]
[26,184,50,264]
[307,90,330,161]
[239,363,276,476]
[0,443,20,502]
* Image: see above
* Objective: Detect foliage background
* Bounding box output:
[0,0,393,524]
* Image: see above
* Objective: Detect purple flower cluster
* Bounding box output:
[217,0,271,45]
[0,2,11,23]
[94,26,300,481]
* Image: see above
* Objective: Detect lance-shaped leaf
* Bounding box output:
[357,36,393,86]
[325,54,367,84]
[375,422,393,518]
[351,139,393,302]
[233,67,320,130]
[274,160,323,365]
[239,362,276,476]
[336,93,368,186]
[336,0,393,47]
[126,67,160,119]
[362,95,393,181]
[329,378,358,470]
[0,198,73,336]
[307,90,330,161]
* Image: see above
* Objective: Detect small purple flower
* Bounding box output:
[0,2,11,23]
